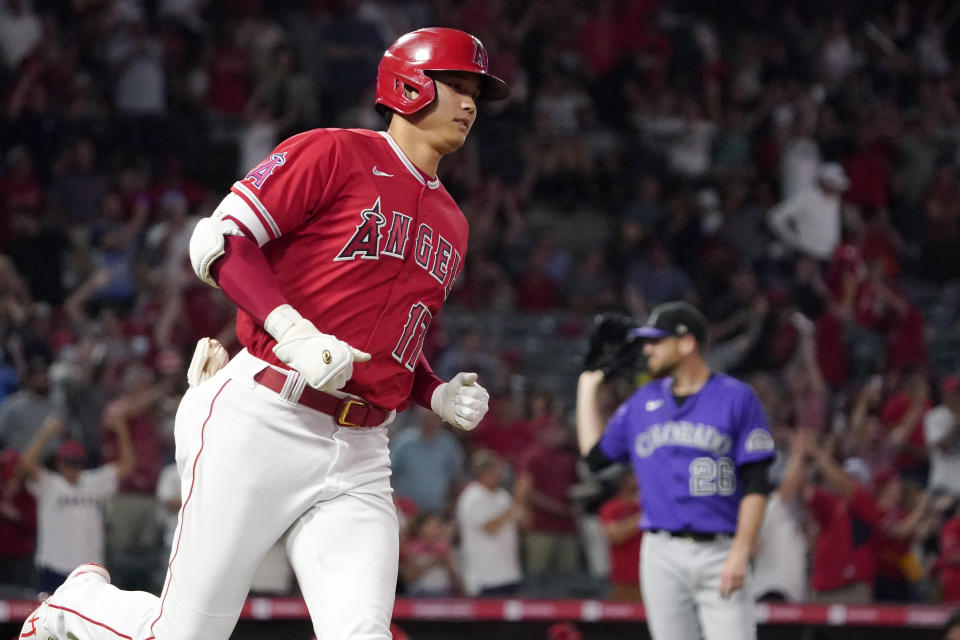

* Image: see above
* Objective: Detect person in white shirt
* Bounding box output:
[925,375,960,497]
[767,162,849,261]
[19,416,135,594]
[455,449,531,596]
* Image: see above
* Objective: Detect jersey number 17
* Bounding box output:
[393,302,432,371]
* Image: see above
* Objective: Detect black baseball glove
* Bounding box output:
[582,312,646,381]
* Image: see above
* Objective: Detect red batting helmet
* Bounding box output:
[375,27,510,116]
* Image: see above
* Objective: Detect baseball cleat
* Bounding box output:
[19,564,112,638]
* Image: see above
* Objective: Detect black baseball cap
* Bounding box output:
[631,301,708,344]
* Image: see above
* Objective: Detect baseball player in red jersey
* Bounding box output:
[21,27,506,640]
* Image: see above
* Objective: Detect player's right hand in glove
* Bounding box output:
[265,304,370,392]
[431,372,490,431]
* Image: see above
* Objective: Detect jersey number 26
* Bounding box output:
[689,457,736,497]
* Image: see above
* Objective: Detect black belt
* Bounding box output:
[649,529,730,542]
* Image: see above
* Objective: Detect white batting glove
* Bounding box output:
[265,304,370,392]
[431,372,490,431]
[187,337,230,388]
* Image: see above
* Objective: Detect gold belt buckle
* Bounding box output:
[337,398,363,426]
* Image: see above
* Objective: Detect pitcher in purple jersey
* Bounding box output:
[576,301,775,640]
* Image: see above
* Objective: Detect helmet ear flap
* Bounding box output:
[380,67,435,115]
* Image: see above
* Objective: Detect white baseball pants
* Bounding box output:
[34,350,399,640]
[641,530,756,640]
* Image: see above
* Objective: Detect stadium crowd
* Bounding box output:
[1,0,960,608]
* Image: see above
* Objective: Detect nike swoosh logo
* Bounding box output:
[372,166,393,177]
[645,399,664,411]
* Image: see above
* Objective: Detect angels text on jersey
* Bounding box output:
[335,196,463,300]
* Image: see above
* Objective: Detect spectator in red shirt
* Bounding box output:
[880,368,933,482]
[400,511,461,597]
[939,503,960,604]
[598,469,642,601]
[785,431,882,604]
[517,419,582,583]
[577,0,627,78]
[468,389,534,470]
[0,146,43,247]
[0,448,36,591]
[870,467,930,602]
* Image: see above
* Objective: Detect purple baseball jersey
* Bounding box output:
[599,373,775,534]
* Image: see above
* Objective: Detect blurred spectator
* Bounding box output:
[203,27,253,120]
[103,9,167,155]
[46,138,110,231]
[940,504,960,604]
[468,390,533,470]
[319,9,385,118]
[0,448,36,591]
[390,409,466,513]
[920,165,960,284]
[564,249,618,315]
[767,162,849,261]
[925,375,960,497]
[0,355,58,454]
[50,335,110,461]
[871,469,930,602]
[101,364,175,590]
[879,368,932,483]
[143,188,202,288]
[597,468,642,601]
[752,430,808,603]
[86,192,148,313]
[455,449,530,596]
[0,0,41,72]
[514,236,564,312]
[434,326,499,383]
[4,208,70,305]
[19,416,135,594]
[0,146,44,246]
[782,313,828,433]
[625,241,695,310]
[786,431,880,604]
[517,420,582,582]
[400,511,460,597]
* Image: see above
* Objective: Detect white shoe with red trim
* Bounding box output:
[19,564,112,639]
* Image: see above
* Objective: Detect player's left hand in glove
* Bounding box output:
[266,304,371,392]
[582,312,645,381]
[432,372,490,431]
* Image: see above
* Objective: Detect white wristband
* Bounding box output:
[264,304,304,342]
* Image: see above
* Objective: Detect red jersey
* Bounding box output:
[517,440,579,534]
[807,486,882,592]
[598,495,642,586]
[226,129,468,411]
[880,392,931,471]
